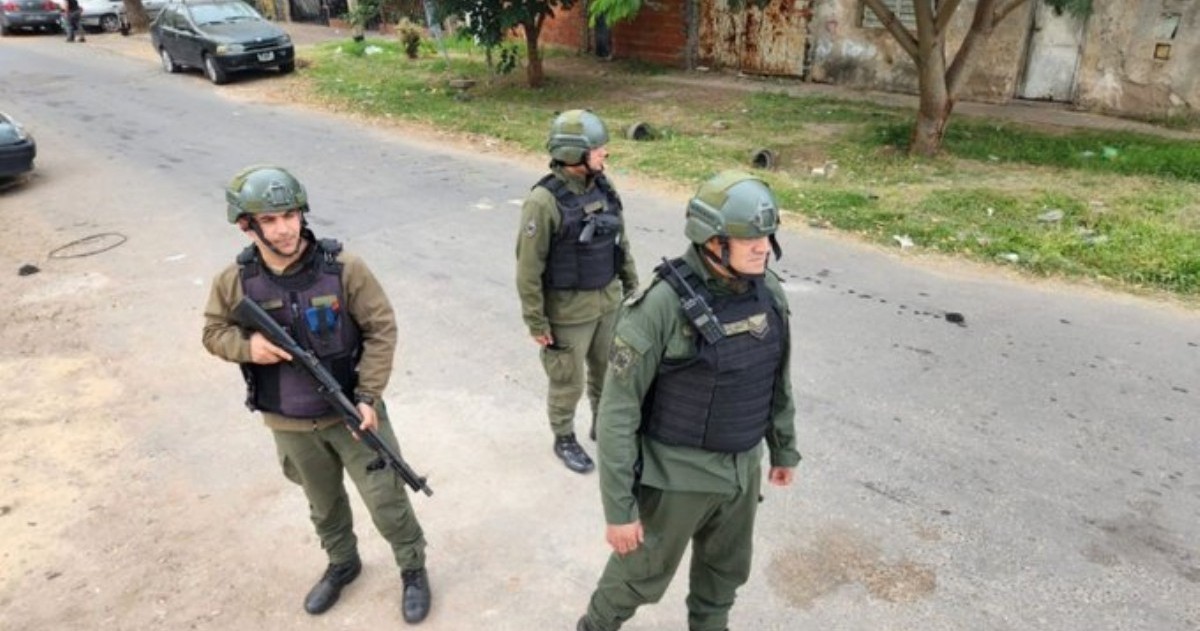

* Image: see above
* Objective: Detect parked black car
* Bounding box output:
[0,112,36,178]
[0,0,62,35]
[150,0,294,85]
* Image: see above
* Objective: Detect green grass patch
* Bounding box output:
[875,120,1200,182]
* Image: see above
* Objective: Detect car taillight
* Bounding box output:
[42,0,59,9]
[2,2,20,11]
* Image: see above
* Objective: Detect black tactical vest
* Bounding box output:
[538,173,625,291]
[238,239,362,418]
[643,259,786,453]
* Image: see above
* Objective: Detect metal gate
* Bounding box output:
[697,0,809,76]
[1018,0,1086,102]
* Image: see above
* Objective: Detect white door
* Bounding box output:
[1017,0,1086,102]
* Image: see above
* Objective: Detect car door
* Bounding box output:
[175,8,208,67]
[163,7,201,67]
[156,6,183,62]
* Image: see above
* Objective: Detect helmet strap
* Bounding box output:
[770,234,782,261]
[699,239,732,273]
[247,218,290,258]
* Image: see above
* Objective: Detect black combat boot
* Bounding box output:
[303,556,362,615]
[554,433,594,473]
[401,567,432,623]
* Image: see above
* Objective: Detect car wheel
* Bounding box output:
[203,54,228,85]
[100,13,120,32]
[160,47,179,73]
[0,21,10,36]
[279,60,295,74]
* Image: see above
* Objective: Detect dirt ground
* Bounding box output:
[3,24,1195,631]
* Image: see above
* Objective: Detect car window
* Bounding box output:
[187,1,260,25]
[160,6,181,28]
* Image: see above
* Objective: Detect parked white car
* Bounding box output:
[78,0,164,32]
[78,0,124,32]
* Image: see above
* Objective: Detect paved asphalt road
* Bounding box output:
[1,33,1198,631]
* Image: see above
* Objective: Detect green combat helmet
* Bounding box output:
[685,170,783,263]
[546,109,609,165]
[225,165,309,223]
[685,171,780,242]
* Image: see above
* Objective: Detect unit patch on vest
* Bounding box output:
[524,219,538,238]
[722,313,770,339]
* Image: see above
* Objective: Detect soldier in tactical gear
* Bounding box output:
[202,166,433,624]
[576,171,800,631]
[515,109,639,474]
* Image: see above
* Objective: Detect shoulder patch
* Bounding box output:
[523,219,538,238]
[608,338,637,378]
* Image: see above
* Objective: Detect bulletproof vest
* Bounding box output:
[538,173,625,291]
[643,258,785,453]
[237,239,361,418]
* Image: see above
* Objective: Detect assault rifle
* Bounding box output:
[232,297,433,497]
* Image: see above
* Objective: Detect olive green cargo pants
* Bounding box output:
[584,473,762,631]
[540,310,618,437]
[272,402,426,571]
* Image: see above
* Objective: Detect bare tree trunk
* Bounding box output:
[910,7,952,157]
[912,81,953,157]
[523,20,544,88]
[863,0,1035,156]
[122,0,149,32]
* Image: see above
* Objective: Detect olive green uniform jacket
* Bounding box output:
[201,241,397,431]
[597,246,801,525]
[515,167,639,336]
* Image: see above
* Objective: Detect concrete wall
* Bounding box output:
[806,0,1032,103]
[1076,0,1200,116]
[539,0,1199,118]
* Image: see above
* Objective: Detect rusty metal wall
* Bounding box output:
[698,0,811,76]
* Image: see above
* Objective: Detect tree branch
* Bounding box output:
[993,0,1032,27]
[914,0,936,44]
[863,0,919,62]
[945,30,978,94]
[947,0,1031,92]
[934,0,962,35]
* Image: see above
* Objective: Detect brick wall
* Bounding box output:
[540,0,690,68]
[540,5,589,51]
[612,0,688,67]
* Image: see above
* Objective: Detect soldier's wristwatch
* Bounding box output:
[354,393,375,406]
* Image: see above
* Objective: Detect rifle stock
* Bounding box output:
[232,297,433,497]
